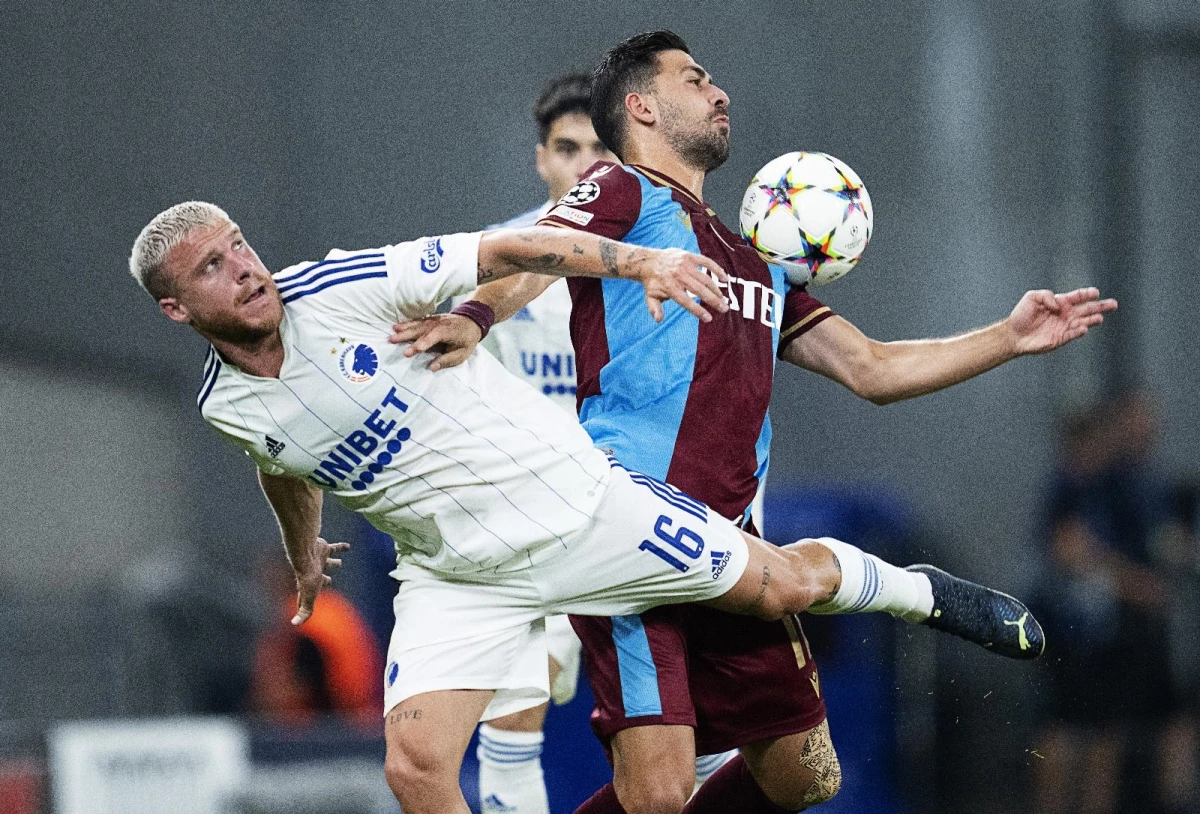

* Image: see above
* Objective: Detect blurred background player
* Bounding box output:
[398,30,1114,814]
[1032,393,1199,814]
[469,72,615,814]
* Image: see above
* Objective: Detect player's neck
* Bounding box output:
[623,143,707,201]
[207,330,285,378]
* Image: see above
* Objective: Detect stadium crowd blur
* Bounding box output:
[1032,391,1200,814]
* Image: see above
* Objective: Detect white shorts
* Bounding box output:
[383,461,750,719]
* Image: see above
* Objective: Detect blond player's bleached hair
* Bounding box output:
[129,201,231,299]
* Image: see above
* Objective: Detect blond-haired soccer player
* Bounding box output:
[130,201,1044,813]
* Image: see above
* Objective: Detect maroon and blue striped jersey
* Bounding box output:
[539,161,833,522]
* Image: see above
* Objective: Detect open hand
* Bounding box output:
[291,537,350,625]
[388,314,482,371]
[1008,287,1118,355]
[628,248,729,323]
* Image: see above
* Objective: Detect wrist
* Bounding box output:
[450,301,495,340]
[999,316,1023,357]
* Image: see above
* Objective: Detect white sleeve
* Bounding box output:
[385,231,481,319]
[205,417,288,476]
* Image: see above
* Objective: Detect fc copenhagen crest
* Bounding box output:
[339,343,379,383]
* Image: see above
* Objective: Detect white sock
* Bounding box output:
[805,537,934,623]
[693,749,738,794]
[476,723,550,814]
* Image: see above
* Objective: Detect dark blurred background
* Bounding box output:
[2,1,1198,812]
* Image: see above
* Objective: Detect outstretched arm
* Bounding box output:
[783,287,1117,405]
[257,470,349,625]
[390,226,728,369]
[477,226,727,321]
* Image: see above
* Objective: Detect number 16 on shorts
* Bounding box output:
[640,515,705,572]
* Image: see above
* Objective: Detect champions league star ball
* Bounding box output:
[739,152,873,286]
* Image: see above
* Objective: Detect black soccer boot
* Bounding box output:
[905,564,1045,659]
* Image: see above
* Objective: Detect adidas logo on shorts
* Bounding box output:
[710,550,732,579]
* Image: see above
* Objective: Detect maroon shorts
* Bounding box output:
[570,604,826,756]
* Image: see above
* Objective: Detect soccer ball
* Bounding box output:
[739,152,873,286]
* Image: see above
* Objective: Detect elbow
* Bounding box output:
[862,387,902,406]
[844,344,900,406]
[842,368,896,406]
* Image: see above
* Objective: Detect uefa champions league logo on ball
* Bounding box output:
[339,343,379,383]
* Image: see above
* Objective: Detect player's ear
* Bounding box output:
[158,297,190,325]
[625,91,655,127]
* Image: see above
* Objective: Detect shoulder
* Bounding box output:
[538,161,643,239]
[272,248,390,306]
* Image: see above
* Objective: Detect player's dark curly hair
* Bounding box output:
[590,30,691,159]
[534,73,594,145]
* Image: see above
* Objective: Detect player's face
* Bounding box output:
[536,113,616,202]
[157,219,283,342]
[650,50,731,172]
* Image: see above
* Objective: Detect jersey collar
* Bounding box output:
[208,311,293,380]
[628,164,707,209]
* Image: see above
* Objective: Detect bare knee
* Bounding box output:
[754,563,831,622]
[611,725,695,814]
[384,743,458,811]
[614,775,692,814]
[727,536,839,621]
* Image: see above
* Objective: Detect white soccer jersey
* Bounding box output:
[198,231,610,575]
[466,202,578,413]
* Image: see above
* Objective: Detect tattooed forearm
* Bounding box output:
[599,239,620,277]
[519,252,566,271]
[572,244,585,255]
[750,565,771,612]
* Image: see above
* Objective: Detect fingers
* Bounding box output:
[292,591,314,626]
[683,268,729,315]
[390,319,434,346]
[671,289,714,322]
[1056,286,1101,305]
[645,293,665,323]
[695,254,728,282]
[329,541,351,553]
[428,347,472,373]
[406,324,454,357]
[1036,290,1061,313]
